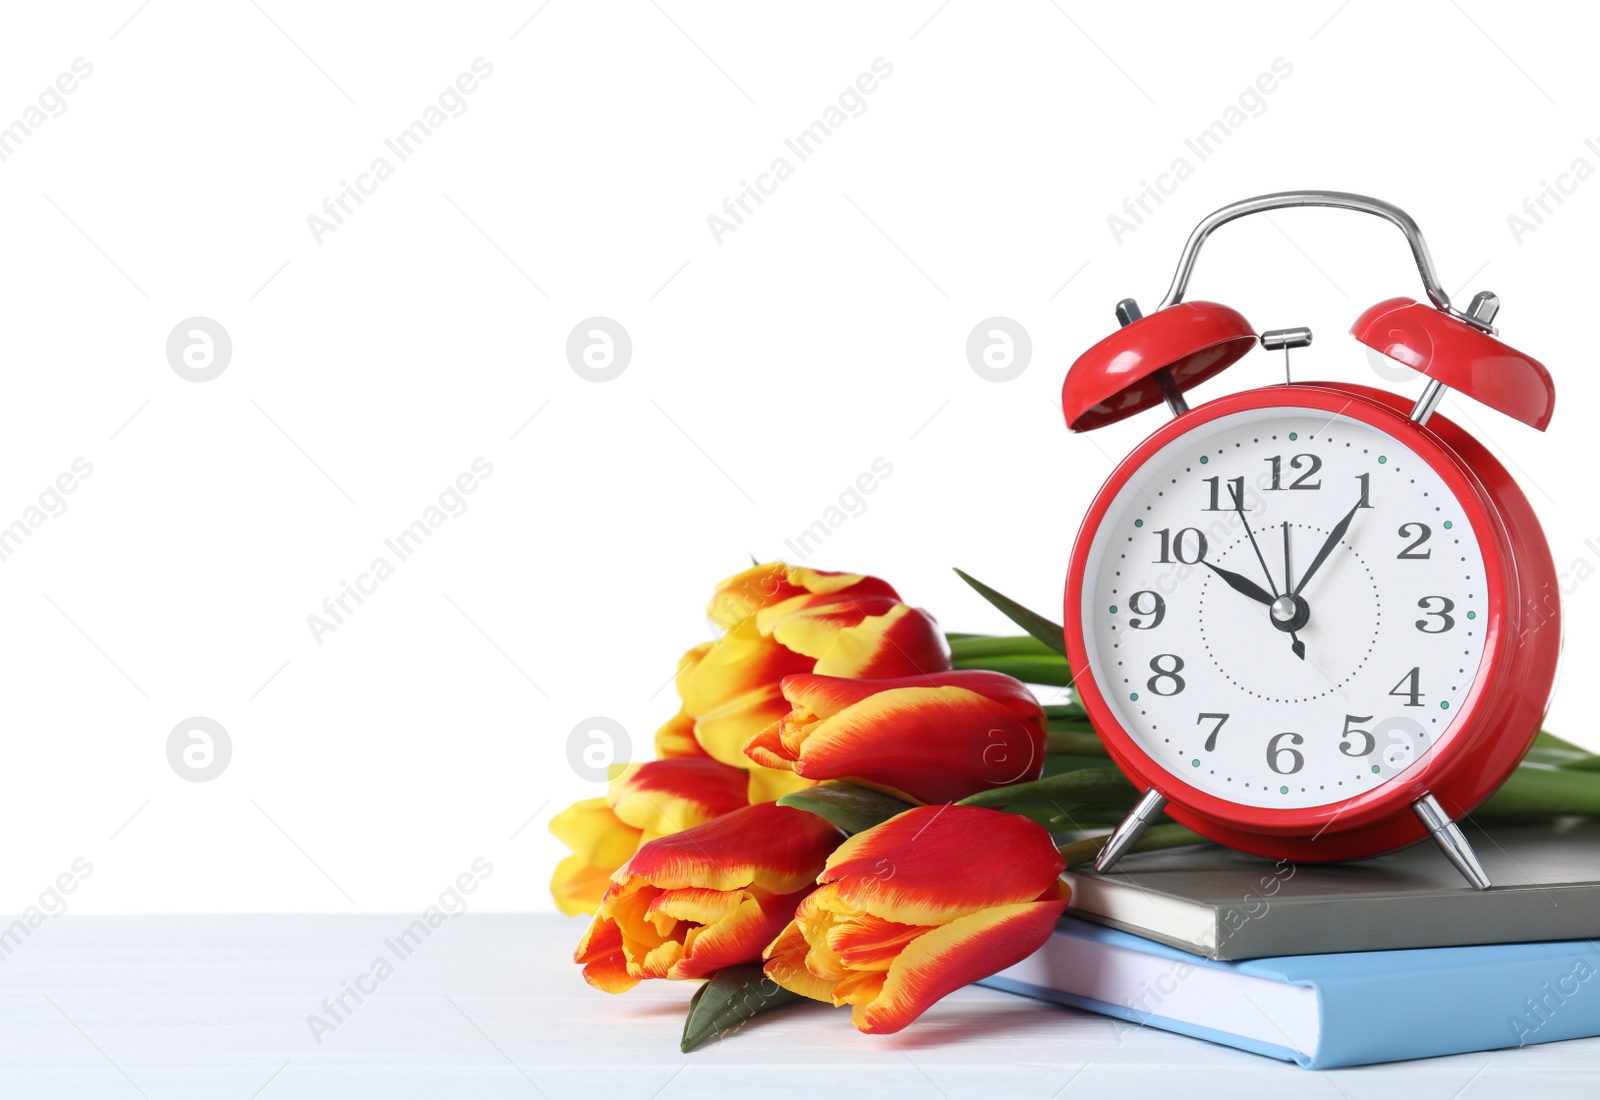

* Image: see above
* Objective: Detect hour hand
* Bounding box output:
[1202,561,1275,607]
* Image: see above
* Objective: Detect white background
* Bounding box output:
[1,1,1595,915]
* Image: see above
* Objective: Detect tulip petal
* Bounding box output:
[741,721,792,772]
[707,564,902,632]
[681,617,814,720]
[638,938,685,979]
[763,920,841,1004]
[760,594,901,660]
[670,641,715,696]
[549,798,642,871]
[780,669,1045,721]
[849,898,1070,1034]
[827,913,932,971]
[705,563,806,629]
[692,682,793,768]
[648,886,745,927]
[575,913,638,994]
[787,566,900,601]
[833,969,887,1006]
[621,802,842,896]
[745,766,815,804]
[812,602,951,679]
[667,888,809,980]
[782,683,1046,804]
[822,806,1064,926]
[550,856,617,918]
[604,881,668,949]
[609,758,749,840]
[653,707,706,759]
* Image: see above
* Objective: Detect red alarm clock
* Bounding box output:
[1061,192,1558,888]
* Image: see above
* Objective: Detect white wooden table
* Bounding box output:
[2,915,1595,1098]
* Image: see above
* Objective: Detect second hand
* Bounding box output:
[1282,521,1304,661]
[1230,485,1305,660]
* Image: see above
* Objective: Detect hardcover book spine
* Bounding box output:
[1307,942,1600,1068]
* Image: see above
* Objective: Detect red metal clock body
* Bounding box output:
[1060,192,1559,885]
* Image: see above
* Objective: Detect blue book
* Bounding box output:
[981,916,1600,1069]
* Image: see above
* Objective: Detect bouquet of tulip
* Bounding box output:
[552,561,1600,1051]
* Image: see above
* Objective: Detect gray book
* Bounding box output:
[1064,820,1600,960]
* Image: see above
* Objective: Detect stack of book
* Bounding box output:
[980,821,1600,1068]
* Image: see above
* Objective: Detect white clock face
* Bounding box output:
[1080,405,1490,810]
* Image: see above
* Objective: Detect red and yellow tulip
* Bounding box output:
[677,563,952,800]
[743,670,1047,804]
[654,642,713,759]
[763,805,1069,1034]
[549,757,750,917]
[576,802,843,992]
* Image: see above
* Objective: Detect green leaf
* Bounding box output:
[776,781,915,835]
[681,964,804,1053]
[1529,747,1600,769]
[1477,762,1600,816]
[1534,729,1588,754]
[953,569,1069,659]
[1524,729,1600,769]
[957,768,1137,808]
[951,656,1073,686]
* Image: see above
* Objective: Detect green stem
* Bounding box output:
[1047,731,1107,756]
[1056,823,1205,868]
[1048,719,1097,733]
[1043,754,1114,777]
[946,634,1058,661]
[958,767,1135,808]
[951,656,1074,686]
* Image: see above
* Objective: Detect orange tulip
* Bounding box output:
[743,670,1047,804]
[677,563,951,800]
[576,802,842,993]
[548,757,749,916]
[764,805,1069,1034]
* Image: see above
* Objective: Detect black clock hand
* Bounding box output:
[1228,482,1305,658]
[1230,485,1282,601]
[1203,561,1275,606]
[1228,484,1306,661]
[1292,496,1366,597]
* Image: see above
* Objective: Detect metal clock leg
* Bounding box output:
[1412,792,1491,890]
[1093,789,1168,873]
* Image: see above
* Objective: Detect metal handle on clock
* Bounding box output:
[1158,191,1494,334]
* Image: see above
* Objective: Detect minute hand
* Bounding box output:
[1292,498,1365,597]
